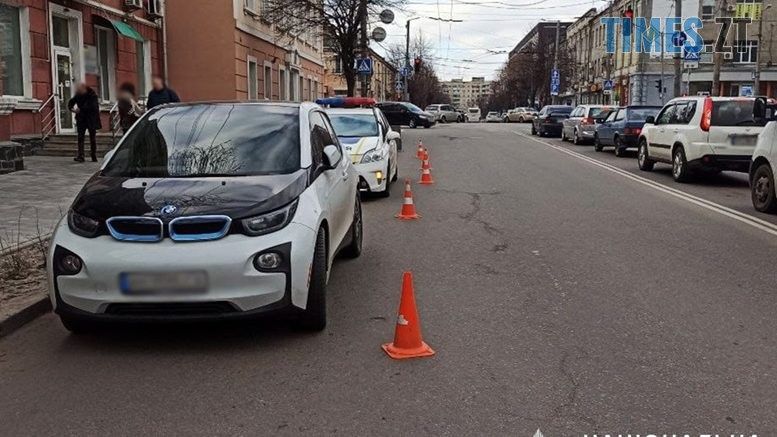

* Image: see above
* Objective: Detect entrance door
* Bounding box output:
[54,50,74,131]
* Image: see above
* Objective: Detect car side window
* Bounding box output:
[656,104,676,125]
[669,102,687,124]
[605,111,617,123]
[309,112,332,173]
[614,109,626,122]
[677,101,697,124]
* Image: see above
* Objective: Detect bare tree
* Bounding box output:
[263,0,405,96]
[385,34,448,106]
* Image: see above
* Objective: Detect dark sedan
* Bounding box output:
[531,105,573,137]
[594,106,661,157]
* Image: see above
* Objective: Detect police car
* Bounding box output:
[48,102,362,333]
[322,98,400,197]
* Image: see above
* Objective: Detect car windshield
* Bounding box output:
[469,109,480,113]
[103,104,300,178]
[550,107,573,114]
[405,103,424,113]
[712,100,765,127]
[488,112,498,116]
[628,107,661,120]
[425,105,439,111]
[329,114,379,137]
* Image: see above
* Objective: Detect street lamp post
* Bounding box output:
[404,17,420,102]
[754,4,773,94]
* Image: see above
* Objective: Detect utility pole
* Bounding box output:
[404,19,411,101]
[358,0,369,98]
[660,29,665,103]
[553,20,560,104]
[754,4,773,94]
[712,0,728,96]
[673,0,682,97]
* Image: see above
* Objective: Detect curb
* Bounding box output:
[0,296,52,339]
[0,234,51,257]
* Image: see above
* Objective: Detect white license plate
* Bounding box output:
[731,135,758,146]
[120,271,209,295]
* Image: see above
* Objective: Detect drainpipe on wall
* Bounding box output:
[161,0,169,83]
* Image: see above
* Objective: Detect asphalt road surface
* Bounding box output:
[2,122,776,436]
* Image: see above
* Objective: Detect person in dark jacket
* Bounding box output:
[68,83,102,162]
[117,82,143,133]
[146,76,180,109]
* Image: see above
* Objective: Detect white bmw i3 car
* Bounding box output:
[48,102,362,333]
[326,107,399,197]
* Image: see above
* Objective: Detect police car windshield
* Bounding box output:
[329,114,379,137]
[103,104,301,177]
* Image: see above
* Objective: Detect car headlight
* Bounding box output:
[67,210,101,238]
[241,200,298,236]
[360,148,386,163]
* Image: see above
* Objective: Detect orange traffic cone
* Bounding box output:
[382,272,435,360]
[419,166,434,185]
[416,141,424,159]
[395,179,421,220]
[421,157,432,171]
[422,149,429,161]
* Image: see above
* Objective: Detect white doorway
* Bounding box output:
[49,3,84,133]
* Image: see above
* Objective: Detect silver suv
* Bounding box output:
[425,104,460,123]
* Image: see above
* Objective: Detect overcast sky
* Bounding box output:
[371,0,609,82]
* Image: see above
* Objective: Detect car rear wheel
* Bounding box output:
[440,116,447,123]
[573,129,582,145]
[299,228,329,331]
[409,119,417,129]
[518,116,524,123]
[531,124,537,135]
[637,140,655,171]
[672,146,691,183]
[561,129,567,142]
[752,164,777,213]
[613,136,625,157]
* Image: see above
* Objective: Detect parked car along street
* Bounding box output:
[49,102,362,333]
[561,105,613,145]
[376,101,436,129]
[506,107,537,123]
[424,104,460,123]
[485,111,503,123]
[466,107,482,123]
[532,105,573,137]
[326,106,400,197]
[595,106,662,156]
[638,97,767,182]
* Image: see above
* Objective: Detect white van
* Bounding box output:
[467,107,481,123]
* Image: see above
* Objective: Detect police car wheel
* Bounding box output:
[377,162,392,198]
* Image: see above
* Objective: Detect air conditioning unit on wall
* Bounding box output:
[125,0,143,11]
[147,0,164,18]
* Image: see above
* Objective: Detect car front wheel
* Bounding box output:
[299,227,329,331]
[594,134,603,152]
[409,119,417,129]
[377,161,392,198]
[637,140,655,171]
[341,195,363,258]
[60,315,96,335]
[440,116,447,123]
[613,136,625,157]
[752,164,777,213]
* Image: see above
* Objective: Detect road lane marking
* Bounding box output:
[513,130,777,238]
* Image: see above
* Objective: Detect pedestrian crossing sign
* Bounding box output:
[356,58,373,75]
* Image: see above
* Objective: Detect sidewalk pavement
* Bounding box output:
[0,156,99,245]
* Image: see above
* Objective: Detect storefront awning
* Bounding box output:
[110,20,144,42]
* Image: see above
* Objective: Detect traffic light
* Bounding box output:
[655,80,662,91]
[414,57,423,70]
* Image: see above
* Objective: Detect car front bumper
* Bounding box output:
[353,160,389,192]
[48,220,318,322]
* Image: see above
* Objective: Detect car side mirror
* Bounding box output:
[323,145,342,169]
[645,116,656,124]
[386,131,401,142]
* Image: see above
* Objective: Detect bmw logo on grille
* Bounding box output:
[160,204,178,217]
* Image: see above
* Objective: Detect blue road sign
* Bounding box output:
[603,80,614,91]
[672,31,687,47]
[356,58,373,75]
[684,50,700,61]
[400,66,412,77]
[550,69,560,96]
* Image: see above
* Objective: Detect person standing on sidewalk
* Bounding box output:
[146,76,180,109]
[117,82,143,134]
[68,83,102,162]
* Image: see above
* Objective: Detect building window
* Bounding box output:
[136,40,151,97]
[52,15,70,48]
[0,4,24,96]
[733,40,758,64]
[701,0,715,20]
[244,0,261,15]
[333,55,343,74]
[95,26,116,101]
[247,56,258,99]
[312,80,318,99]
[264,63,272,99]
[306,78,312,101]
